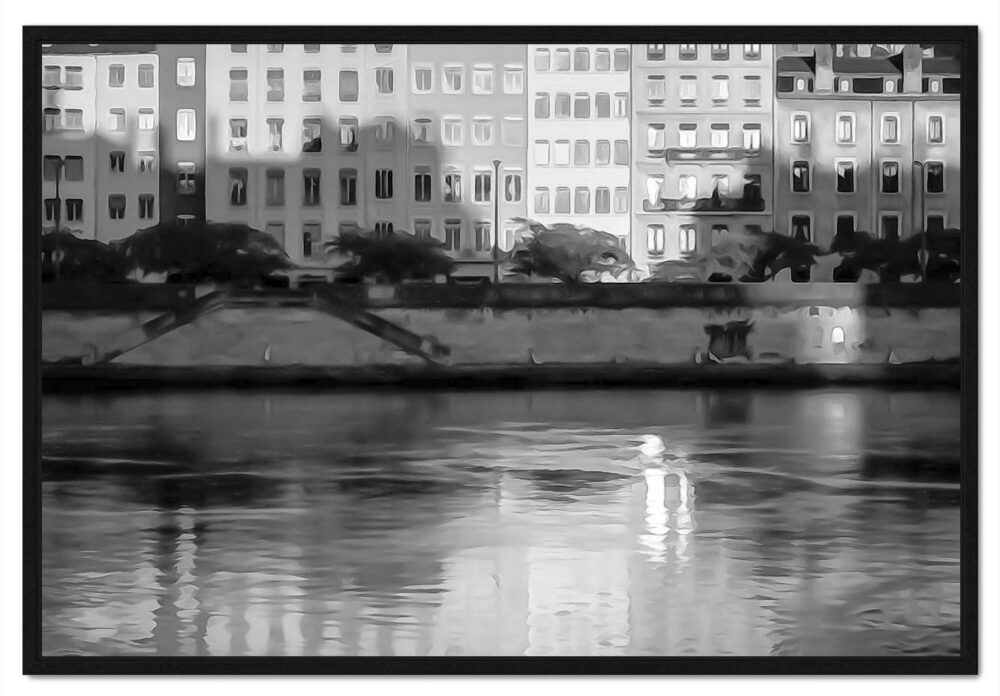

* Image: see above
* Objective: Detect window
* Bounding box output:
[109,64,125,87]
[614,140,629,165]
[472,66,494,94]
[712,76,729,101]
[574,139,590,165]
[66,199,83,221]
[63,156,83,181]
[647,225,665,256]
[442,65,464,93]
[574,93,590,118]
[135,193,154,219]
[303,70,322,101]
[501,116,525,146]
[302,117,322,152]
[838,78,850,92]
[647,43,665,61]
[647,124,666,154]
[64,66,83,90]
[595,92,611,118]
[881,161,900,193]
[338,70,359,101]
[368,67,393,97]
[925,162,944,193]
[412,117,433,144]
[613,93,629,118]
[743,76,762,103]
[836,113,855,144]
[304,44,321,53]
[474,221,492,252]
[229,118,247,152]
[177,162,196,195]
[534,140,550,165]
[776,75,795,93]
[374,44,392,54]
[927,214,945,231]
[137,108,155,131]
[304,168,322,206]
[614,187,629,213]
[414,167,432,202]
[138,63,155,88]
[109,151,125,173]
[554,48,570,71]
[679,76,697,103]
[138,152,155,173]
[414,219,432,239]
[472,117,494,145]
[503,64,524,94]
[679,44,698,60]
[836,160,856,193]
[413,65,433,93]
[595,187,611,213]
[108,108,125,132]
[108,194,126,219]
[443,170,463,203]
[374,117,395,146]
[744,44,761,60]
[267,117,284,152]
[595,140,611,164]
[265,69,284,101]
[231,44,247,53]
[64,109,83,131]
[534,92,550,118]
[229,68,248,101]
[553,140,570,166]
[302,223,319,258]
[442,117,463,146]
[881,114,899,144]
[337,169,356,206]
[880,214,900,242]
[711,226,729,247]
[176,109,196,141]
[267,44,283,53]
[584,48,606,72]
[375,169,393,199]
[574,47,590,71]
[574,187,590,214]
[928,115,944,144]
[711,44,729,60]
[554,92,571,118]
[710,123,729,148]
[792,161,810,192]
[43,65,60,89]
[263,169,284,207]
[504,171,523,202]
[534,48,550,71]
[534,187,550,214]
[554,187,571,214]
[444,219,462,251]
[679,225,697,253]
[742,124,761,152]
[614,48,629,70]
[228,168,247,206]
[645,176,663,208]
[339,117,359,152]
[474,170,492,203]
[43,108,60,132]
[679,123,697,148]
[791,114,809,143]
[679,174,698,200]
[647,75,666,104]
[43,198,57,222]
[836,215,855,239]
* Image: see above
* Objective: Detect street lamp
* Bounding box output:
[491,158,501,284]
[912,160,928,281]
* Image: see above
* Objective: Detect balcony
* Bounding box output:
[643,188,766,214]
[664,147,761,163]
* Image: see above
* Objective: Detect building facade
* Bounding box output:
[407,44,528,277]
[631,42,774,273]
[526,44,632,251]
[158,44,207,228]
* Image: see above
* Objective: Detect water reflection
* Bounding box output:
[41,388,961,657]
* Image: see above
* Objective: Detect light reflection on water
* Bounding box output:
[41,388,961,657]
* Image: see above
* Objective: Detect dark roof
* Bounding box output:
[42,44,157,54]
[776,56,815,74]
[923,57,962,75]
[831,56,902,75]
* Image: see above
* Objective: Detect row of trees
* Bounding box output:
[41,218,960,286]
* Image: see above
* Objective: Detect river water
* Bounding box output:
[40,387,961,657]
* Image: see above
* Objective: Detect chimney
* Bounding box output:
[902,44,923,94]
[815,44,834,93]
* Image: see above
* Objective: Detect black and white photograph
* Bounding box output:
[20,23,979,675]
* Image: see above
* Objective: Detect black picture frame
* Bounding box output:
[22,24,979,676]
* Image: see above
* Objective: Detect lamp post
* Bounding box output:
[912,160,928,281]
[491,158,501,284]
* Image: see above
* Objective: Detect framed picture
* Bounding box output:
[22,25,978,675]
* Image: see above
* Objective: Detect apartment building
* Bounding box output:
[407,44,529,277]
[526,44,633,252]
[94,54,160,242]
[631,42,774,273]
[158,44,207,227]
[773,43,961,249]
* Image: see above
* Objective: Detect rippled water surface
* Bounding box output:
[41,388,961,657]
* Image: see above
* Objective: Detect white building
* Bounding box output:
[526,44,633,250]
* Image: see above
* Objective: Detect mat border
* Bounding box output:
[22,24,979,676]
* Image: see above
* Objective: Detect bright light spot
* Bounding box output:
[831,326,846,345]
